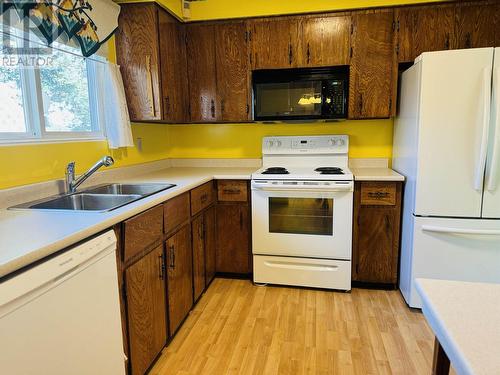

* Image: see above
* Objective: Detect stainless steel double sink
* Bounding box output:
[10,183,176,212]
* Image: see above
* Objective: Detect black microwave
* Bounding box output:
[253,67,348,121]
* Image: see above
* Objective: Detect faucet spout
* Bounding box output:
[65,156,114,194]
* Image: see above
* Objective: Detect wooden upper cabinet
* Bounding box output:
[186,24,218,122]
[215,22,250,122]
[125,246,167,375]
[300,15,351,67]
[349,10,394,119]
[396,5,455,63]
[454,2,497,50]
[158,11,189,122]
[249,18,301,69]
[116,4,162,121]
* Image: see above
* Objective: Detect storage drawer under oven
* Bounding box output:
[253,255,351,291]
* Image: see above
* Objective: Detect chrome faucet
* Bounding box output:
[65,156,114,194]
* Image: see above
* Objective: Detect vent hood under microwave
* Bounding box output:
[252,67,349,121]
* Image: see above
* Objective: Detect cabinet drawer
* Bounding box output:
[217,180,248,202]
[123,205,163,262]
[191,181,215,216]
[164,192,190,235]
[360,183,397,206]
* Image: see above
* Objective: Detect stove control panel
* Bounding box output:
[262,135,349,155]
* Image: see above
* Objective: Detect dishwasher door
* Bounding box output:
[0,230,125,375]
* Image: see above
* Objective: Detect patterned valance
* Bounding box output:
[0,0,120,57]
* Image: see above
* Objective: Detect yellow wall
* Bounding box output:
[186,0,448,21]
[167,120,393,159]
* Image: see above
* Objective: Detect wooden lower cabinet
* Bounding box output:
[192,215,206,301]
[216,204,251,274]
[352,181,402,286]
[166,225,193,335]
[204,206,216,285]
[125,245,167,375]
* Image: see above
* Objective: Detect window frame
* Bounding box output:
[0,28,106,144]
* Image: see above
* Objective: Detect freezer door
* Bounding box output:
[483,47,500,219]
[404,216,500,308]
[414,48,495,217]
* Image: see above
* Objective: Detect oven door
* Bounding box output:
[251,183,353,260]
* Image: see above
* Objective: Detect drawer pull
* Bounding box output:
[200,193,208,203]
[368,191,390,198]
[222,188,241,195]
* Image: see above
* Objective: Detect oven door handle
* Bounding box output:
[251,184,353,192]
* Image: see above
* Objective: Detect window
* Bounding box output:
[0,28,105,143]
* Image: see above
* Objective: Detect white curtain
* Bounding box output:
[102,63,134,149]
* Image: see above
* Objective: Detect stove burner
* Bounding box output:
[315,167,344,175]
[262,167,290,175]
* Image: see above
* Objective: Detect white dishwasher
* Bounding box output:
[0,230,126,375]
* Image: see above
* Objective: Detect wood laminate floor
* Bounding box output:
[150,278,453,375]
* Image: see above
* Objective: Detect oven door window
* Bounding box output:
[255,81,322,118]
[269,197,333,236]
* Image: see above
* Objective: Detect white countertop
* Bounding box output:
[351,167,405,181]
[416,278,500,375]
[0,167,256,279]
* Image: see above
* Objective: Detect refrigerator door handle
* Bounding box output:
[422,225,500,236]
[474,67,493,191]
[486,67,500,192]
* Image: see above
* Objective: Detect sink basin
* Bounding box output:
[83,183,175,196]
[22,193,142,212]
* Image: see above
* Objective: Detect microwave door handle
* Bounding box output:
[487,67,500,192]
[474,67,492,191]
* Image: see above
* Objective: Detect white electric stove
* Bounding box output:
[251,135,354,291]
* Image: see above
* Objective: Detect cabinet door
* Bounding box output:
[158,10,189,122]
[397,5,455,63]
[191,215,205,301]
[300,15,351,67]
[166,225,193,335]
[355,207,396,283]
[349,10,394,119]
[215,22,250,121]
[250,18,300,69]
[126,245,167,375]
[216,204,250,274]
[186,24,218,122]
[455,2,497,49]
[116,4,162,121]
[204,206,216,285]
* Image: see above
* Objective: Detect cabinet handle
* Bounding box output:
[200,193,208,203]
[169,244,175,269]
[368,191,390,198]
[199,221,204,240]
[145,55,156,118]
[358,93,363,115]
[445,33,450,49]
[222,188,241,195]
[158,253,165,280]
[164,96,170,116]
[306,43,311,64]
[465,32,472,49]
[210,99,216,118]
[220,99,225,113]
[288,44,293,65]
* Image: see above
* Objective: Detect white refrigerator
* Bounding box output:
[393,47,500,308]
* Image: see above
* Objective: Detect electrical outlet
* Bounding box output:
[136,137,143,152]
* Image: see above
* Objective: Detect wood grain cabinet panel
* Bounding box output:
[300,15,351,67]
[249,18,301,69]
[454,2,497,49]
[349,10,394,119]
[191,181,216,216]
[164,192,190,235]
[125,245,167,375]
[123,205,163,263]
[158,11,189,122]
[204,206,216,285]
[352,182,402,285]
[186,24,218,122]
[192,215,206,301]
[116,4,162,121]
[396,4,455,63]
[216,204,250,274]
[215,22,250,122]
[166,225,193,335]
[217,180,248,202]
